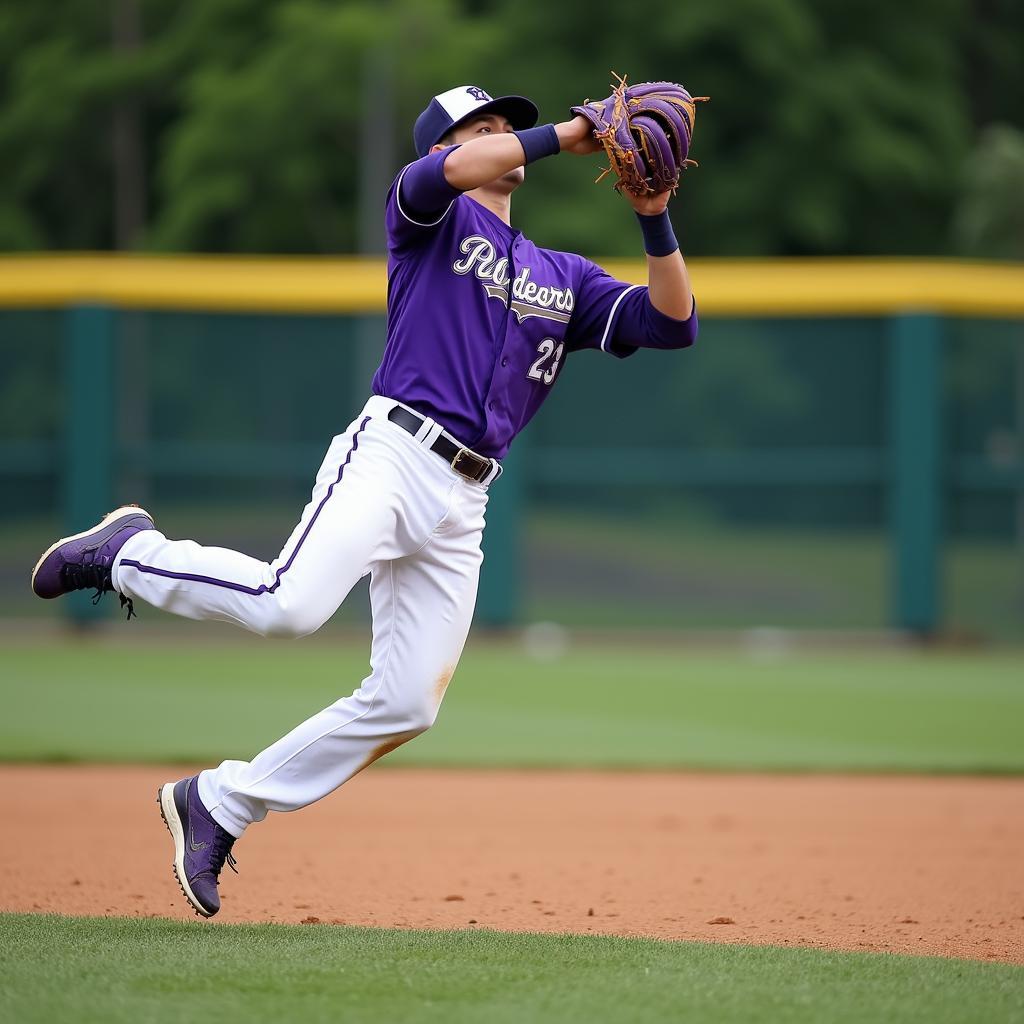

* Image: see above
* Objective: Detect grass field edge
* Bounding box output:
[2,754,1023,777]
[2,911,1021,972]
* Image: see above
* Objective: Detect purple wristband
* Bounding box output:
[514,124,561,164]
[635,210,679,257]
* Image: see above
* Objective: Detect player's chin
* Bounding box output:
[501,166,526,189]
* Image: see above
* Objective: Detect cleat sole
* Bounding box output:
[157,783,215,919]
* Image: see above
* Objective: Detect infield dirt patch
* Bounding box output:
[1,765,1021,964]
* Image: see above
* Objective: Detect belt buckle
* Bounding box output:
[450,447,488,482]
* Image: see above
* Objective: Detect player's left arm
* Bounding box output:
[598,191,697,353]
[564,196,697,358]
[627,191,694,321]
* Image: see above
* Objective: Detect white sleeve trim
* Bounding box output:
[395,164,457,228]
[599,285,642,353]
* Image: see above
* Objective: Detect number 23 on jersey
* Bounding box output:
[527,338,564,386]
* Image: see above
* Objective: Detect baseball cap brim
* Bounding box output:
[447,95,538,138]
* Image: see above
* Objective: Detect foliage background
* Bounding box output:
[1,0,1022,258]
[1,1,1022,640]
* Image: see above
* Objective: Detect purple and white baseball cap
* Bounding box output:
[413,85,538,157]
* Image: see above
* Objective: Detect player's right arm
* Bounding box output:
[392,116,597,240]
[392,151,462,228]
[440,116,598,190]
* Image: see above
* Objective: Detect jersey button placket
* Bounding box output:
[500,242,521,374]
[482,233,518,439]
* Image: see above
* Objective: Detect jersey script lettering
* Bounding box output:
[452,234,575,323]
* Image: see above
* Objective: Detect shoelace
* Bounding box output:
[62,561,109,594]
[61,561,136,620]
[210,829,240,877]
[91,591,136,620]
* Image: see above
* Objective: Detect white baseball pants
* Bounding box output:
[112,395,492,837]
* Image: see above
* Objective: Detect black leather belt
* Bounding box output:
[387,406,497,484]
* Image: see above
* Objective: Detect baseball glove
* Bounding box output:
[571,74,708,197]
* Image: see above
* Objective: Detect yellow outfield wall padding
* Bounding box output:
[0,255,387,314]
[0,254,1022,317]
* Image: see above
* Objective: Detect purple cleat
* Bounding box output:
[158,776,239,918]
[31,504,154,617]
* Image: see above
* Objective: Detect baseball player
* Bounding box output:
[31,84,698,917]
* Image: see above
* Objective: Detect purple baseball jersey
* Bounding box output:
[371,148,698,460]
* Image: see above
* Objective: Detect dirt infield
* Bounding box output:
[1,765,1021,964]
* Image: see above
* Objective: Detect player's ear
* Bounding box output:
[431,131,456,153]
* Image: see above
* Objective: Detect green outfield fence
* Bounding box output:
[2,256,1023,637]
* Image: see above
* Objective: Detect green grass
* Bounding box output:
[3,639,1023,772]
[0,915,1020,1024]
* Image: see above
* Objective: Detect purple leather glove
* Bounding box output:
[571,75,708,196]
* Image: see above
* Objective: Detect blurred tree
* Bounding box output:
[150,0,502,251]
[110,0,145,249]
[952,125,1024,261]
[947,125,1024,406]
[502,0,973,256]
[150,1,380,251]
[963,0,1024,130]
[0,4,112,248]
[0,0,1021,256]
